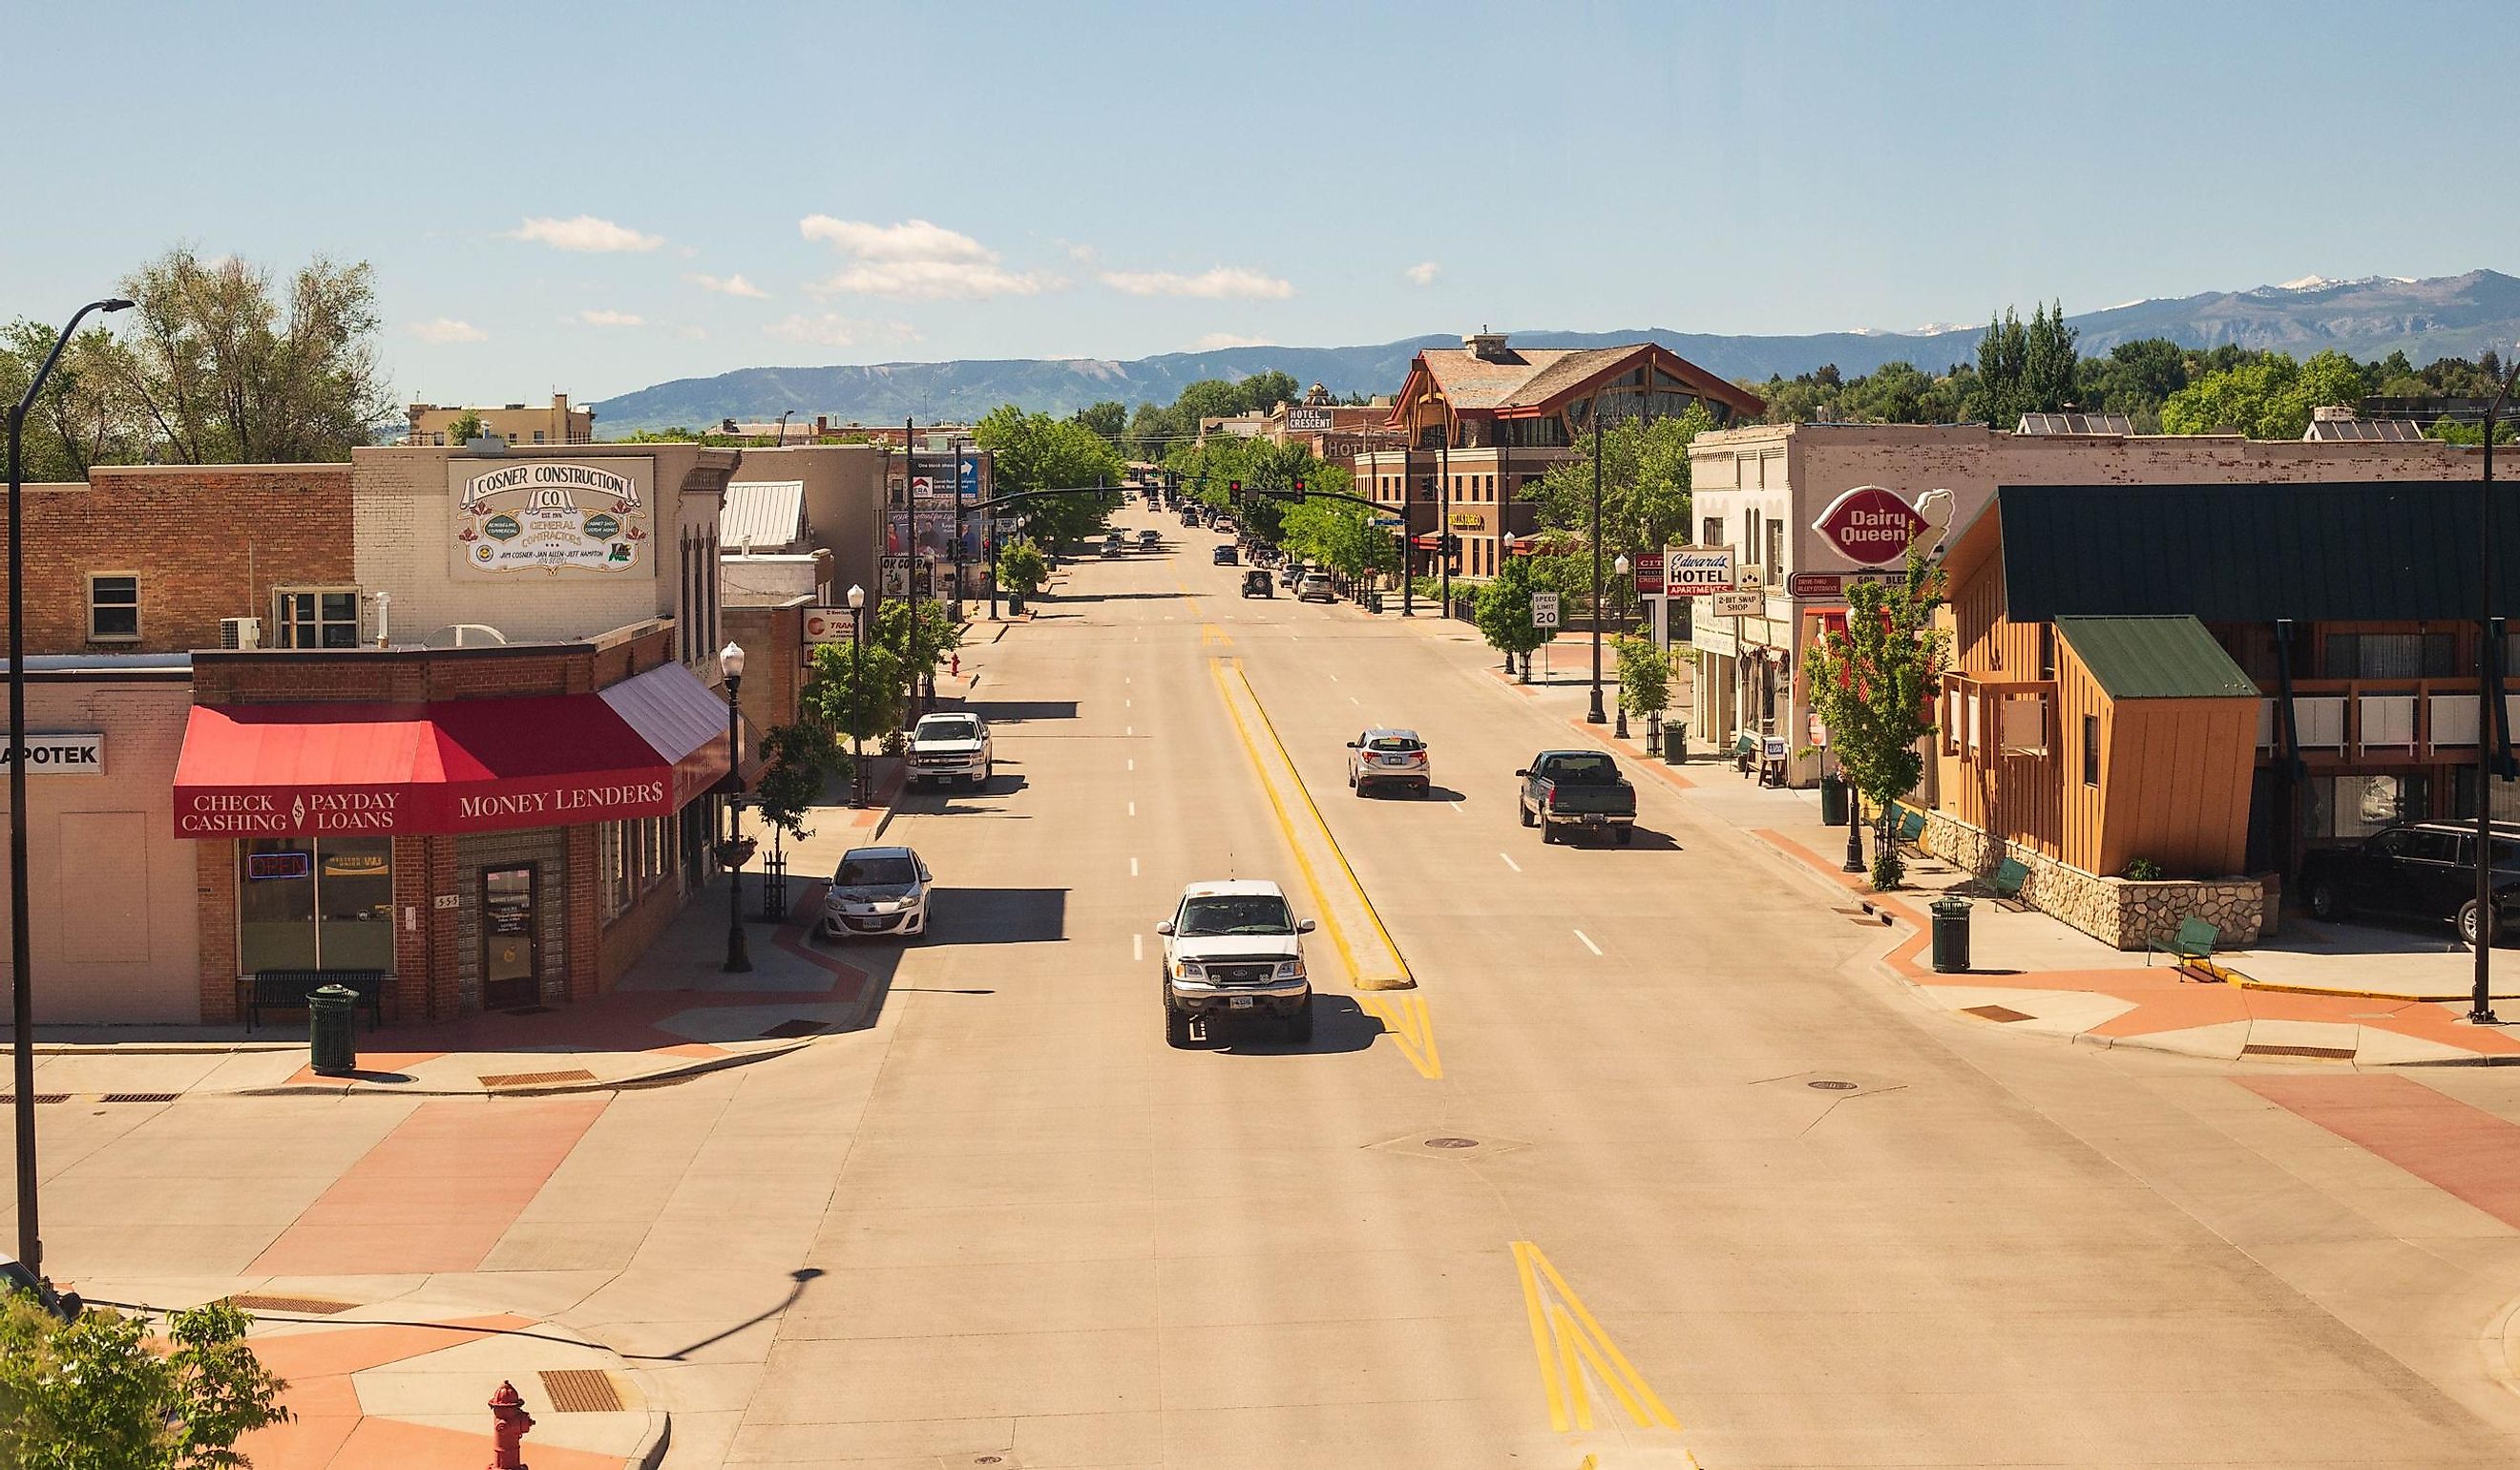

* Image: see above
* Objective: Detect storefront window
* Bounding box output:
[2309,774,2425,839]
[237,836,393,973]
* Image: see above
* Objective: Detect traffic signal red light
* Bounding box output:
[1228,479,1242,505]
[1290,478,1306,502]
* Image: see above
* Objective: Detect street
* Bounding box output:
[15,524,2520,1468]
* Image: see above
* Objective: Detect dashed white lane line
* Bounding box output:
[1500,851,1521,872]
[1349,697,1360,706]
[1127,758,1135,771]
[1128,801,1137,817]
[1131,856,1141,877]
[1448,801,1464,815]
[1573,929,1604,956]
[1134,934,1144,961]
[1327,673,1339,682]
[1127,725,1135,735]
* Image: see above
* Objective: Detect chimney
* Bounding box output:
[1464,326,1510,362]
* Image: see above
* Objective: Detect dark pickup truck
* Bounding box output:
[1516,750,1637,845]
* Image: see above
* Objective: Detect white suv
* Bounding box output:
[1157,880,1315,1047]
[908,712,992,788]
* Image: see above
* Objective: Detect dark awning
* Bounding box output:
[1998,480,2520,623]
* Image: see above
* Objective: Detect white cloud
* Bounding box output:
[408,318,488,344]
[798,215,1057,301]
[1099,266,1293,301]
[1404,261,1440,287]
[687,272,768,299]
[1192,332,1275,350]
[767,313,920,348]
[506,215,663,253]
[578,308,644,327]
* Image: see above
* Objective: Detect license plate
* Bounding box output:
[1229,997,1255,1009]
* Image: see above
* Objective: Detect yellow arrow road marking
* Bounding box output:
[1512,1241,1684,1438]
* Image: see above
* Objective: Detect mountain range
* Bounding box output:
[590,269,2520,432]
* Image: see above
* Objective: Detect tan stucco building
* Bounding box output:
[407,393,595,448]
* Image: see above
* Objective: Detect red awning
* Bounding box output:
[173,662,731,838]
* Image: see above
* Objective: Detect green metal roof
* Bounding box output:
[2054,617,2260,701]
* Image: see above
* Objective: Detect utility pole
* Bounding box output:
[904,417,920,723]
[1438,416,1452,616]
[1587,410,1607,724]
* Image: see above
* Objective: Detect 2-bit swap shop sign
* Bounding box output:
[1811,486,1928,566]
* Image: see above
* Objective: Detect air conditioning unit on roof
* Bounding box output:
[220,617,261,650]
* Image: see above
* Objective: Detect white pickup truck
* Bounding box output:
[908,712,993,789]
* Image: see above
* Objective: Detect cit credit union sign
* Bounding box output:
[452,458,654,578]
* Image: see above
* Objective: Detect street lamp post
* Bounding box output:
[719,641,752,974]
[1612,553,1631,739]
[1438,419,1452,617]
[1586,412,1607,724]
[848,584,868,808]
[2470,356,2520,1023]
[12,296,134,1277]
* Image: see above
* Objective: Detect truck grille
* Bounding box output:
[1208,963,1274,986]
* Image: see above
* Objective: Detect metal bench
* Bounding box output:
[1989,857,2033,912]
[1732,732,1758,776]
[1888,805,1928,850]
[2145,918,2220,970]
[243,969,387,1032]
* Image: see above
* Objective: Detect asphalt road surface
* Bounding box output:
[16,520,2520,1468]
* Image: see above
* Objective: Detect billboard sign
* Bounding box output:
[1286,406,1334,432]
[452,459,653,579]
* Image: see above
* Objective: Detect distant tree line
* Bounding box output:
[1740,302,2516,441]
[1064,369,1374,462]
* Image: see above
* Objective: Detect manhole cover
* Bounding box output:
[1808,1080,1860,1090]
[1423,1137,1480,1149]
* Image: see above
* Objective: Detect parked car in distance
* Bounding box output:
[1347,728,1430,797]
[1138,528,1162,547]
[1297,572,1334,603]
[2299,820,2520,946]
[1242,568,1274,598]
[908,711,993,788]
[823,846,932,940]
[1212,544,1239,566]
[1100,540,1122,557]
[1516,749,1638,844]
[1157,879,1315,1046]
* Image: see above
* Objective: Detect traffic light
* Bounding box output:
[1228,479,1243,506]
[1444,534,1462,555]
[1289,477,1307,503]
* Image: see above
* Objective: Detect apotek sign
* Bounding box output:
[1811,485,1928,566]
[1,733,103,774]
[1663,545,1735,595]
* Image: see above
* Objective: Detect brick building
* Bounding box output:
[1,444,769,1024]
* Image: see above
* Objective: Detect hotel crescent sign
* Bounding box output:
[452,458,654,578]
[1811,485,1929,566]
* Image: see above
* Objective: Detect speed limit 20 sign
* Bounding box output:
[1530,592,1561,629]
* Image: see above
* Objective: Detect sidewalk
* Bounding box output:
[1426,617,2520,1067]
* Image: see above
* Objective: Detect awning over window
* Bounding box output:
[173,662,731,838]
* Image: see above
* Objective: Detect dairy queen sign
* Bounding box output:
[452,458,653,578]
[1811,485,1929,566]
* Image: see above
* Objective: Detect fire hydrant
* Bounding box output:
[950,652,960,680]
[488,1380,534,1468]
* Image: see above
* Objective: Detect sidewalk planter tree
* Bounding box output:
[803,639,906,768]
[750,718,845,899]
[874,598,963,704]
[1614,634,1671,724]
[997,536,1049,612]
[1799,548,1948,890]
[1475,554,1554,675]
[0,1296,289,1467]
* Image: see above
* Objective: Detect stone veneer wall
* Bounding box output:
[1917,809,2265,952]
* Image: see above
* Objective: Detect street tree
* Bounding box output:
[1278,480,1400,583]
[1614,634,1672,721]
[1474,553,1555,671]
[0,1295,290,1468]
[93,244,395,463]
[1071,400,1126,441]
[996,537,1050,598]
[1524,404,1715,567]
[801,638,905,748]
[974,403,1124,550]
[1800,549,1949,889]
[874,598,963,690]
[750,718,845,855]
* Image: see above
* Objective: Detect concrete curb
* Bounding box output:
[230,1036,815,1101]
[33,1040,297,1056]
[623,1409,671,1470]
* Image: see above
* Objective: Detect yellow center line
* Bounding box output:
[1512,1240,1687,1439]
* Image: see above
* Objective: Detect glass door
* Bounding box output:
[481,865,539,1010]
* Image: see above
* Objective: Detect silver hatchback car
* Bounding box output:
[822,846,932,940]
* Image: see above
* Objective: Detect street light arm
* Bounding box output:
[14,299,132,417]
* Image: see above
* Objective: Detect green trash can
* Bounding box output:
[307,984,358,1077]
[1819,774,1849,827]
[1663,723,1688,765]
[1929,897,1972,974]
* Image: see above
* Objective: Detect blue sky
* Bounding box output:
[9,0,2515,405]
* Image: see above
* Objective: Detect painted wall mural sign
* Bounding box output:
[452,458,654,578]
[1811,485,1928,566]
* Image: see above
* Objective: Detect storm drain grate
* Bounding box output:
[538,1369,624,1413]
[477,1069,598,1089]
[2241,1043,2357,1060]
[100,1091,182,1103]
[0,1094,69,1105]
[226,1293,356,1315]
[1962,1005,2033,1023]
[758,1018,831,1039]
